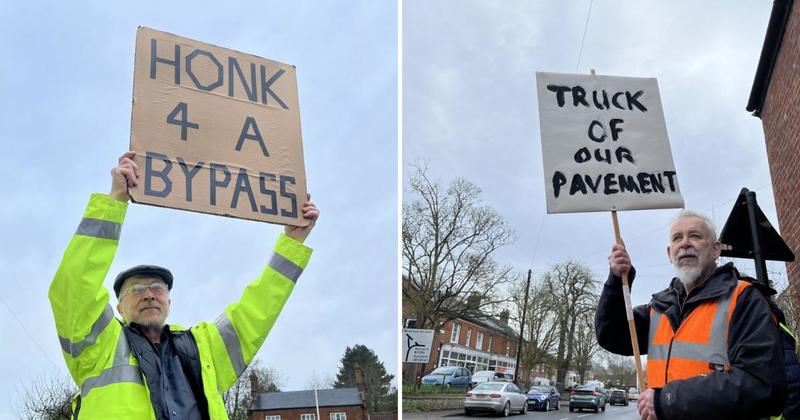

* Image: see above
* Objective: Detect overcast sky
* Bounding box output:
[0,2,396,418]
[403,0,787,337]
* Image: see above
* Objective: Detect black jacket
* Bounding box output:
[123,323,209,420]
[595,263,787,419]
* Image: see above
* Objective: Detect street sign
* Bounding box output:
[129,27,308,226]
[403,328,434,363]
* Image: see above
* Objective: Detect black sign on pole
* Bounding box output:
[718,188,795,289]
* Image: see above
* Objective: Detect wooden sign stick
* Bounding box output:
[611,210,646,390]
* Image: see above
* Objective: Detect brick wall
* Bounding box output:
[760,3,800,295]
[422,318,518,374]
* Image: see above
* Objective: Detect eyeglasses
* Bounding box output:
[121,283,169,299]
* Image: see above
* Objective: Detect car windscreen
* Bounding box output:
[529,386,550,393]
[430,367,457,375]
[575,385,595,391]
[473,371,493,378]
[472,383,505,392]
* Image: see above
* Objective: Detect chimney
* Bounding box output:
[250,370,259,399]
[467,292,480,311]
[355,365,370,413]
[354,365,366,394]
[499,310,509,325]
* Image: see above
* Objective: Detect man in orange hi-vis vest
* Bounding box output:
[595,210,787,420]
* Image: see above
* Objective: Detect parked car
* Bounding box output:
[420,366,472,388]
[609,389,628,406]
[526,385,560,411]
[569,384,607,413]
[628,387,640,401]
[470,370,510,388]
[465,381,528,416]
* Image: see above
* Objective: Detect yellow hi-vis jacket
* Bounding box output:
[49,193,312,419]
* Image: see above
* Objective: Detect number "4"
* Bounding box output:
[166,102,199,140]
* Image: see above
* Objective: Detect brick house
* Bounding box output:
[747,0,800,290]
[402,278,525,385]
[249,388,366,420]
[249,368,372,420]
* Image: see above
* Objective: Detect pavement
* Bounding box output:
[403,402,641,419]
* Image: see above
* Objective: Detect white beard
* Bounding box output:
[673,248,707,290]
[676,265,704,289]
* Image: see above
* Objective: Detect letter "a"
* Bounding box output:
[235,117,269,157]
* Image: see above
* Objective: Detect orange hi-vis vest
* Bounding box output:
[647,280,752,388]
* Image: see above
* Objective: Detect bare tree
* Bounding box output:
[223,360,285,420]
[305,371,335,390]
[14,372,77,420]
[573,309,600,384]
[592,350,637,388]
[543,261,599,387]
[776,283,800,345]
[509,277,559,384]
[403,162,517,331]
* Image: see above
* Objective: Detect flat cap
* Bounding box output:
[114,265,173,297]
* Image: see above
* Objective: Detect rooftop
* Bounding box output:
[251,388,363,411]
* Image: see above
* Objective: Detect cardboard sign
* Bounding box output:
[130,27,308,226]
[403,328,434,363]
[536,72,684,214]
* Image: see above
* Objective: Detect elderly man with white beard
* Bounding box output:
[594,211,786,420]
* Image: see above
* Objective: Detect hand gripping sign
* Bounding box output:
[130,27,308,226]
[536,71,686,389]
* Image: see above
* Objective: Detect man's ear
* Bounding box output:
[712,240,721,260]
[116,301,125,322]
[666,245,672,263]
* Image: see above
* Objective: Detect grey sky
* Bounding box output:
[403,0,787,325]
[0,1,396,417]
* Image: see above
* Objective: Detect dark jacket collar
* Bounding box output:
[127,322,174,341]
[651,262,740,311]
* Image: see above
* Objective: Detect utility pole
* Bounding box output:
[514,270,532,386]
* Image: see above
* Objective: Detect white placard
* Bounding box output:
[402,328,435,363]
[536,72,684,213]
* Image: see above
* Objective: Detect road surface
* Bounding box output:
[404,402,640,420]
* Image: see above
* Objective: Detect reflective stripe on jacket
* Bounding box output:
[647,280,750,388]
[49,193,312,419]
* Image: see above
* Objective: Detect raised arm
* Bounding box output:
[197,200,319,391]
[49,151,137,384]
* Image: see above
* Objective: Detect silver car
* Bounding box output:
[464,382,528,416]
[469,370,511,388]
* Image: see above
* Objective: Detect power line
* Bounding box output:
[575,0,595,72]
[0,292,58,369]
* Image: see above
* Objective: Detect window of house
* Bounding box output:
[300,414,316,420]
[487,335,493,352]
[450,323,461,343]
[465,329,472,347]
[265,416,281,420]
[476,331,484,350]
[330,413,346,420]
